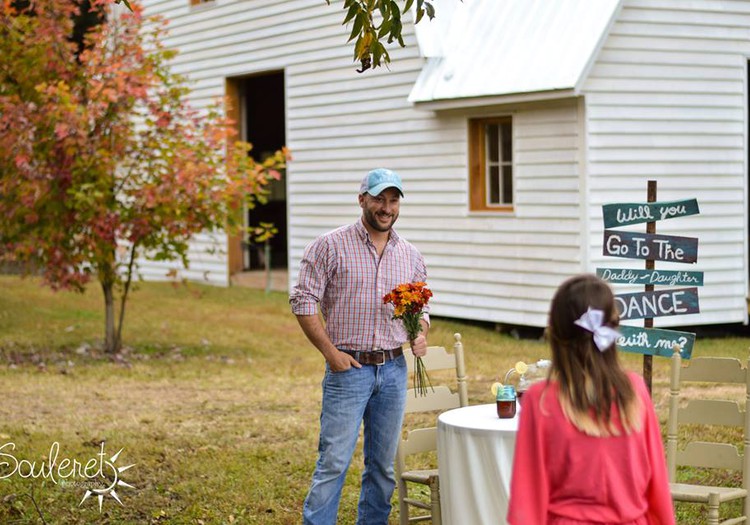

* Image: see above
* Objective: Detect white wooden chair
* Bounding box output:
[396,333,468,525]
[668,347,750,525]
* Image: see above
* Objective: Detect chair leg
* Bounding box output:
[430,476,442,525]
[707,492,720,525]
[398,480,409,525]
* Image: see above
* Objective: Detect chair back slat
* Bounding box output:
[400,427,437,456]
[677,442,743,470]
[681,357,746,383]
[404,386,460,414]
[405,345,456,373]
[679,399,745,427]
[404,334,468,409]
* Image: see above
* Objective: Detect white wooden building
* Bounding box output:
[140,0,750,328]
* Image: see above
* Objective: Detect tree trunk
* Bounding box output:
[99,244,136,354]
[102,279,118,353]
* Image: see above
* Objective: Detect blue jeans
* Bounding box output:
[303,355,407,525]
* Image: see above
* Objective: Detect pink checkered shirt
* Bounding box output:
[290,219,429,352]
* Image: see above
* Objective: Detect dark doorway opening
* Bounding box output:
[240,72,286,270]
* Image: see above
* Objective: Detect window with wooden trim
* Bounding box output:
[469,117,513,211]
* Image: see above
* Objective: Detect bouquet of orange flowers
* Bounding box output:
[383,282,434,396]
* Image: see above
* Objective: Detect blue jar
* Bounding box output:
[496,385,517,418]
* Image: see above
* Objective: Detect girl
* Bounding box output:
[507,274,674,525]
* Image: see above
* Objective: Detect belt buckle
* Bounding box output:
[374,350,386,366]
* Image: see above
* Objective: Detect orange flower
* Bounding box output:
[383,282,432,319]
[383,281,434,397]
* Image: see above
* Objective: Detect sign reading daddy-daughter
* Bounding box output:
[597,268,703,287]
[598,193,701,362]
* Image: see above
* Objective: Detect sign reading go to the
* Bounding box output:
[603,230,698,263]
[617,325,695,359]
[597,268,704,287]
[615,287,700,321]
[603,199,700,228]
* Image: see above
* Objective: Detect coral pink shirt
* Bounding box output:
[507,372,675,525]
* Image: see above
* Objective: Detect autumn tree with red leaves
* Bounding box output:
[0,0,288,353]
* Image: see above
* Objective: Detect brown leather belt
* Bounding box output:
[340,347,403,366]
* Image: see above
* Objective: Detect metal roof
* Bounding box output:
[409,0,623,106]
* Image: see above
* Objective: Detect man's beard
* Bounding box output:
[364,208,397,232]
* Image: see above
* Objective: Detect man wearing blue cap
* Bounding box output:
[290,168,430,524]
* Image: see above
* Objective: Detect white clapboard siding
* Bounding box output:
[133,231,228,286]
[582,0,749,326]
[141,0,587,334]
[138,0,748,329]
[286,94,583,327]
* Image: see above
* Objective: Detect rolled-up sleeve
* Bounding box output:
[290,237,329,316]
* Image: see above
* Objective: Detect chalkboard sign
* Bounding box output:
[603,199,700,228]
[615,288,700,321]
[601,185,699,389]
[617,325,695,359]
[597,268,703,287]
[603,230,698,264]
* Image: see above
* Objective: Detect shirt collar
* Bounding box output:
[355,218,400,245]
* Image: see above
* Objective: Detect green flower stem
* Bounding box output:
[403,312,433,397]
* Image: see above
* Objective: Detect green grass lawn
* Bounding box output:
[0,274,748,524]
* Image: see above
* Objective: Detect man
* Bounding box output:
[290,168,429,525]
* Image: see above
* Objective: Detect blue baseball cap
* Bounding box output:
[359,168,404,197]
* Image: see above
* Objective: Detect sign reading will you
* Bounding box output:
[603,199,700,228]
[618,325,694,359]
[596,268,704,287]
[603,230,698,263]
[615,287,700,321]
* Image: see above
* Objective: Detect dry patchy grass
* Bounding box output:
[0,275,749,523]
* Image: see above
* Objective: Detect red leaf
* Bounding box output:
[54,122,70,139]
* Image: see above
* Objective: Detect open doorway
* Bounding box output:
[226,71,287,275]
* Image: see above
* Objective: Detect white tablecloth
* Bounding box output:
[437,403,520,525]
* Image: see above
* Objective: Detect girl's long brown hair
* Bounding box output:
[547,274,641,437]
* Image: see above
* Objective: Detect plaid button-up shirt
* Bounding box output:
[290,219,429,352]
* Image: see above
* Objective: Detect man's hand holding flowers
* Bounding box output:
[410,330,428,357]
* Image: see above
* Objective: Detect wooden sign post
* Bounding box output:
[643,181,656,392]
[597,181,701,394]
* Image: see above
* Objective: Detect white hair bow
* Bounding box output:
[573,307,620,352]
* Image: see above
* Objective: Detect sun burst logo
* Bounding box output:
[79,444,136,512]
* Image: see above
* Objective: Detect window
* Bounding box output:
[468,117,513,211]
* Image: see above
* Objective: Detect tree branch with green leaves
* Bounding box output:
[106,0,440,73]
[326,0,436,72]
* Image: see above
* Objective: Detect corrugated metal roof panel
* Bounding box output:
[409,0,622,104]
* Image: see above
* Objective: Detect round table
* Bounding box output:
[437,403,520,525]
